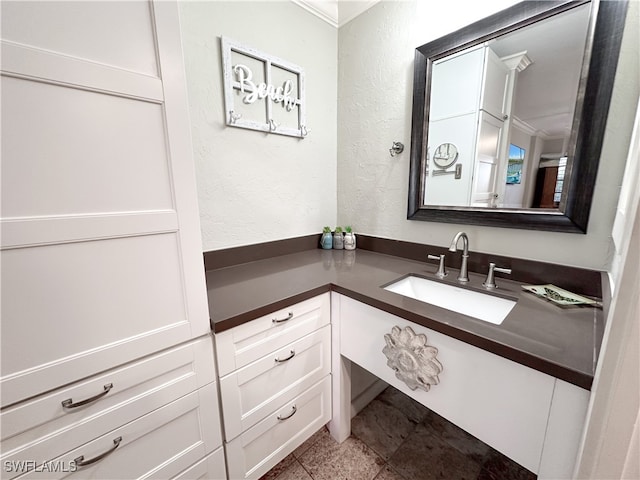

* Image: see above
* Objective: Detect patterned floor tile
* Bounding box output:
[477,449,537,480]
[259,454,297,480]
[374,464,409,480]
[298,433,385,480]
[422,410,490,462]
[376,387,431,424]
[293,426,331,459]
[270,459,314,480]
[351,398,417,460]
[388,422,483,480]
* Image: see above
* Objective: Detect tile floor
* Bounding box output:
[261,386,537,480]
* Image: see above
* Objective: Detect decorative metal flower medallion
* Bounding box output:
[382,326,443,392]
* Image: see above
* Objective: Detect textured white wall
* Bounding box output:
[337,0,639,269]
[179,2,337,251]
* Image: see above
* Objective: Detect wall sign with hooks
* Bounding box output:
[221,37,307,138]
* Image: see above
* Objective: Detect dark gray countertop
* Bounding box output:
[205,249,603,389]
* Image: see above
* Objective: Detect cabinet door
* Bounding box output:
[480,47,509,120]
[0,1,210,407]
[471,112,504,206]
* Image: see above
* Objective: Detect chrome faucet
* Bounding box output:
[448,231,470,283]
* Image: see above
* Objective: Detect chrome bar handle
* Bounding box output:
[274,350,295,363]
[272,312,294,324]
[74,436,122,468]
[483,263,512,289]
[277,405,297,420]
[427,254,447,278]
[62,383,113,409]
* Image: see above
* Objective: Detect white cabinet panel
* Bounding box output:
[337,294,554,473]
[220,325,331,440]
[430,45,484,121]
[480,48,509,119]
[1,76,173,219]
[172,447,226,480]
[425,113,478,207]
[1,337,215,461]
[0,233,208,407]
[538,380,590,479]
[10,384,222,480]
[0,1,158,76]
[216,293,330,377]
[1,2,221,477]
[226,376,331,480]
[471,111,504,206]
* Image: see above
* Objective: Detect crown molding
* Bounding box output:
[291,0,380,28]
[291,0,338,27]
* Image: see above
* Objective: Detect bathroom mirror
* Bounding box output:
[408,0,629,233]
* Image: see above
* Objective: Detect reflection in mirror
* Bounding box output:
[422,3,590,209]
[408,0,629,233]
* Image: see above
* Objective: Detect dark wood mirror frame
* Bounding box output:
[408,0,629,233]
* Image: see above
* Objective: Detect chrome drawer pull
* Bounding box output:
[277,405,297,421]
[62,383,113,409]
[272,312,294,324]
[74,436,122,468]
[274,350,295,363]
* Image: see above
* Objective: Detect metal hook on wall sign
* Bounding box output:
[300,125,309,137]
[269,118,279,131]
[229,110,242,124]
[389,141,405,157]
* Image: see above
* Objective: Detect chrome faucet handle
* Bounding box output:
[427,254,448,278]
[483,262,512,289]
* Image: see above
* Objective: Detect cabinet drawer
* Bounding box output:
[337,293,554,473]
[172,447,226,480]
[1,337,218,476]
[10,383,221,480]
[216,293,330,376]
[220,325,330,440]
[226,376,331,480]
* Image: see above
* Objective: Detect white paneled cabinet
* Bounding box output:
[215,294,330,377]
[1,1,224,478]
[330,293,589,478]
[426,45,510,207]
[215,293,332,479]
[225,376,331,480]
[1,338,217,473]
[220,326,331,440]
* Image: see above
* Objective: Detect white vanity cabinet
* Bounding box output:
[1,338,223,480]
[1,2,225,478]
[331,293,589,478]
[215,293,332,479]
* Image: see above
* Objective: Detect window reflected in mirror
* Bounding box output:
[507,145,525,185]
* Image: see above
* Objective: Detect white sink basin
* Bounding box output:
[384,275,516,325]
